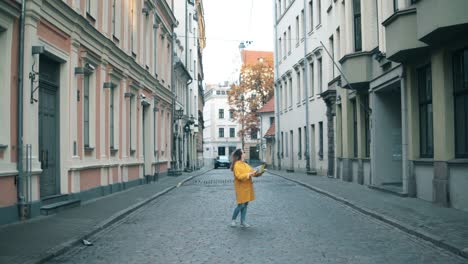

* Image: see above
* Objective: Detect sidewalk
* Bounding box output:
[268,169,468,259]
[0,168,211,264]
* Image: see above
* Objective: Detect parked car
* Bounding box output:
[214,156,231,169]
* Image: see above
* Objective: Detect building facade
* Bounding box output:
[274,0,468,212]
[258,98,276,166]
[336,0,468,212]
[274,0,337,175]
[203,83,242,166]
[0,0,177,225]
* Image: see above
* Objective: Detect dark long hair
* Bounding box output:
[230,149,243,171]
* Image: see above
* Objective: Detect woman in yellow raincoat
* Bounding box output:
[230,149,259,228]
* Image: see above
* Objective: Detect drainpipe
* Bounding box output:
[17,0,26,219]
[273,1,281,170]
[302,0,311,173]
[401,66,410,195]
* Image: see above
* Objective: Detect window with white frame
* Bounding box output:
[296,70,301,103]
[301,9,305,39]
[295,16,300,46]
[310,62,314,96]
[86,0,97,19]
[288,76,293,107]
[317,0,322,25]
[112,0,121,40]
[309,0,313,31]
[287,26,291,53]
[317,58,322,93]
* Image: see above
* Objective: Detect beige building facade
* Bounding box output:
[274,0,468,212]
[334,0,468,212]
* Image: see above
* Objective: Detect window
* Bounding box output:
[189,14,192,32]
[229,109,234,119]
[281,132,284,157]
[110,87,115,149]
[154,102,158,153]
[189,49,193,71]
[289,76,293,107]
[353,0,362,52]
[302,66,307,101]
[298,127,302,159]
[364,95,370,157]
[251,129,258,139]
[336,27,341,64]
[288,26,291,53]
[278,0,281,16]
[453,49,468,158]
[352,99,358,157]
[297,70,301,103]
[300,9,305,39]
[418,65,433,158]
[393,0,398,12]
[270,116,275,125]
[153,19,158,76]
[218,146,226,156]
[230,128,235,138]
[317,0,321,25]
[279,38,282,59]
[285,132,289,157]
[283,32,287,58]
[216,90,220,95]
[319,121,323,160]
[219,109,224,119]
[295,16,300,45]
[310,62,314,96]
[129,95,134,152]
[219,128,224,138]
[86,0,97,18]
[131,0,136,54]
[83,74,90,148]
[318,58,322,94]
[309,1,313,31]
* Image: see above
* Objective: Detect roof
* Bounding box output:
[241,50,274,66]
[257,98,275,113]
[264,122,275,138]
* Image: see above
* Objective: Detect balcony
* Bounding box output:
[382,8,429,63]
[417,0,468,45]
[339,51,374,90]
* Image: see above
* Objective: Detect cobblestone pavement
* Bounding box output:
[47,170,468,264]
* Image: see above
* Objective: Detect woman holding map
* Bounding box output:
[229,149,264,228]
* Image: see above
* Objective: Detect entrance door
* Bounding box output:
[39,57,60,198]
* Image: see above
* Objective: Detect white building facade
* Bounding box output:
[173,0,204,172]
[203,84,242,166]
[274,0,340,175]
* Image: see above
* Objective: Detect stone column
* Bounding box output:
[431,49,455,207]
[321,90,336,178]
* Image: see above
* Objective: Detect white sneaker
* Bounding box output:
[240,223,250,228]
[230,220,237,227]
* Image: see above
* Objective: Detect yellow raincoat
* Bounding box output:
[233,161,256,204]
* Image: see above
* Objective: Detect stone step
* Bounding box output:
[40,199,81,216]
[41,194,71,206]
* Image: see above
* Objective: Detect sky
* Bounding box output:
[202,0,274,85]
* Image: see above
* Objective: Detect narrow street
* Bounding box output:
[47,170,467,264]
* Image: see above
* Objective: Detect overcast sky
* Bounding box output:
[202,0,274,85]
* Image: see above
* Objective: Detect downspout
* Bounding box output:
[273,0,281,170]
[17,0,26,219]
[302,0,311,173]
[401,66,410,195]
[171,31,176,171]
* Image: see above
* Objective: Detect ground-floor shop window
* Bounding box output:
[453,49,468,158]
[418,65,433,158]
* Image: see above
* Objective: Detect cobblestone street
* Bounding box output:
[47,170,467,264]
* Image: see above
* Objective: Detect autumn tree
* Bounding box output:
[227,59,274,149]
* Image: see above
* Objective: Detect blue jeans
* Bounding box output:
[232,202,248,224]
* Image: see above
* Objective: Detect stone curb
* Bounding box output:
[33,169,212,264]
[268,171,468,260]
